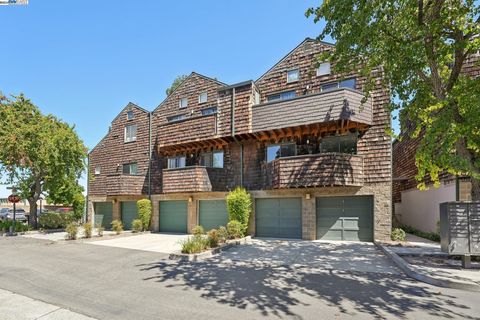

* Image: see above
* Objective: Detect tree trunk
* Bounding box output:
[28,198,38,229]
[471,178,480,202]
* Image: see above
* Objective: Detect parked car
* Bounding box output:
[0,208,27,222]
[55,207,73,213]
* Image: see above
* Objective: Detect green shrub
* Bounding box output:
[207,229,219,248]
[226,187,251,233]
[111,220,123,235]
[227,220,243,239]
[137,199,152,231]
[181,236,209,254]
[391,228,406,241]
[192,225,205,236]
[72,193,85,221]
[65,223,78,240]
[96,224,104,237]
[217,226,228,243]
[132,219,143,233]
[83,222,92,238]
[400,224,440,242]
[39,212,74,229]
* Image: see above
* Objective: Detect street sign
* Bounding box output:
[7,194,21,203]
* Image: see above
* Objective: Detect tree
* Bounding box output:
[307,1,480,199]
[0,94,87,227]
[165,74,188,96]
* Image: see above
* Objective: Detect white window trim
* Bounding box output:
[316,62,331,76]
[198,91,208,104]
[286,69,300,83]
[94,166,101,175]
[179,97,188,109]
[124,124,137,143]
[126,110,134,121]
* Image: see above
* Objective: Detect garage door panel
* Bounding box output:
[255,198,302,239]
[94,202,113,230]
[199,200,228,231]
[160,201,188,233]
[121,201,138,230]
[316,196,373,242]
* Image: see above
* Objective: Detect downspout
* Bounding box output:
[230,87,243,187]
[86,153,89,223]
[148,112,152,200]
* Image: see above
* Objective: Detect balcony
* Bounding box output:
[106,174,146,196]
[269,153,364,189]
[162,166,227,193]
[157,114,217,148]
[252,88,372,132]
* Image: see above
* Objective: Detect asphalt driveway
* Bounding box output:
[1,236,479,320]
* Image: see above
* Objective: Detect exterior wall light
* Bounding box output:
[305,193,311,200]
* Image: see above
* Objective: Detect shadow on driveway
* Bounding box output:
[136,239,478,319]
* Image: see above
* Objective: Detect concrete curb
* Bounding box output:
[375,241,480,292]
[170,236,252,262]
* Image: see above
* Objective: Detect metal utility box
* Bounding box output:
[440,202,480,256]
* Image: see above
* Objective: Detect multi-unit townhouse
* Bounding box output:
[88,38,392,241]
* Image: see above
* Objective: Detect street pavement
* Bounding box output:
[1,236,480,320]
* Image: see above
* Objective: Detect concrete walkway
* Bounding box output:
[0,288,97,320]
[377,234,480,291]
[87,233,190,253]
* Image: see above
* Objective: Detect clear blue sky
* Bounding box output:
[0,0,398,198]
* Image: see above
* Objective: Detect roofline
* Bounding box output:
[218,80,254,91]
[254,37,335,84]
[89,102,148,154]
[153,72,227,113]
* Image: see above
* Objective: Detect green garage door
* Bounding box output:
[159,200,188,233]
[255,198,302,239]
[94,202,113,230]
[121,201,138,230]
[199,200,228,231]
[316,196,373,241]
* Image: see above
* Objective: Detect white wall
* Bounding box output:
[395,182,456,233]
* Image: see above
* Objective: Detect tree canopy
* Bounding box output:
[165,74,188,96]
[307,0,480,199]
[0,94,87,226]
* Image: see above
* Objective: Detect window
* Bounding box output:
[124,124,137,142]
[201,107,217,116]
[94,166,101,175]
[200,151,224,168]
[127,110,134,120]
[266,90,296,102]
[316,62,331,76]
[167,114,187,122]
[179,97,188,108]
[167,156,186,169]
[122,163,138,175]
[266,143,296,163]
[320,78,356,92]
[320,134,357,154]
[198,92,208,104]
[287,69,299,83]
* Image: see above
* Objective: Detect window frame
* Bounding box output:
[201,106,217,116]
[316,62,331,76]
[198,91,208,104]
[266,143,297,163]
[124,124,137,143]
[94,166,101,175]
[200,150,224,168]
[179,97,188,109]
[167,156,186,169]
[167,114,187,122]
[122,162,138,175]
[126,110,135,121]
[286,69,300,83]
[266,90,296,102]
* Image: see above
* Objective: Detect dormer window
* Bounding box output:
[198,92,208,104]
[287,69,299,83]
[316,62,331,76]
[179,97,188,108]
[127,110,134,120]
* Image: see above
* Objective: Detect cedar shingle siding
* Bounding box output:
[88,38,393,240]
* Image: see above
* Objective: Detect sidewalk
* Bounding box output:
[376,233,480,291]
[0,288,97,320]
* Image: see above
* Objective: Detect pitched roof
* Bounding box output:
[153,72,227,113]
[255,37,335,83]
